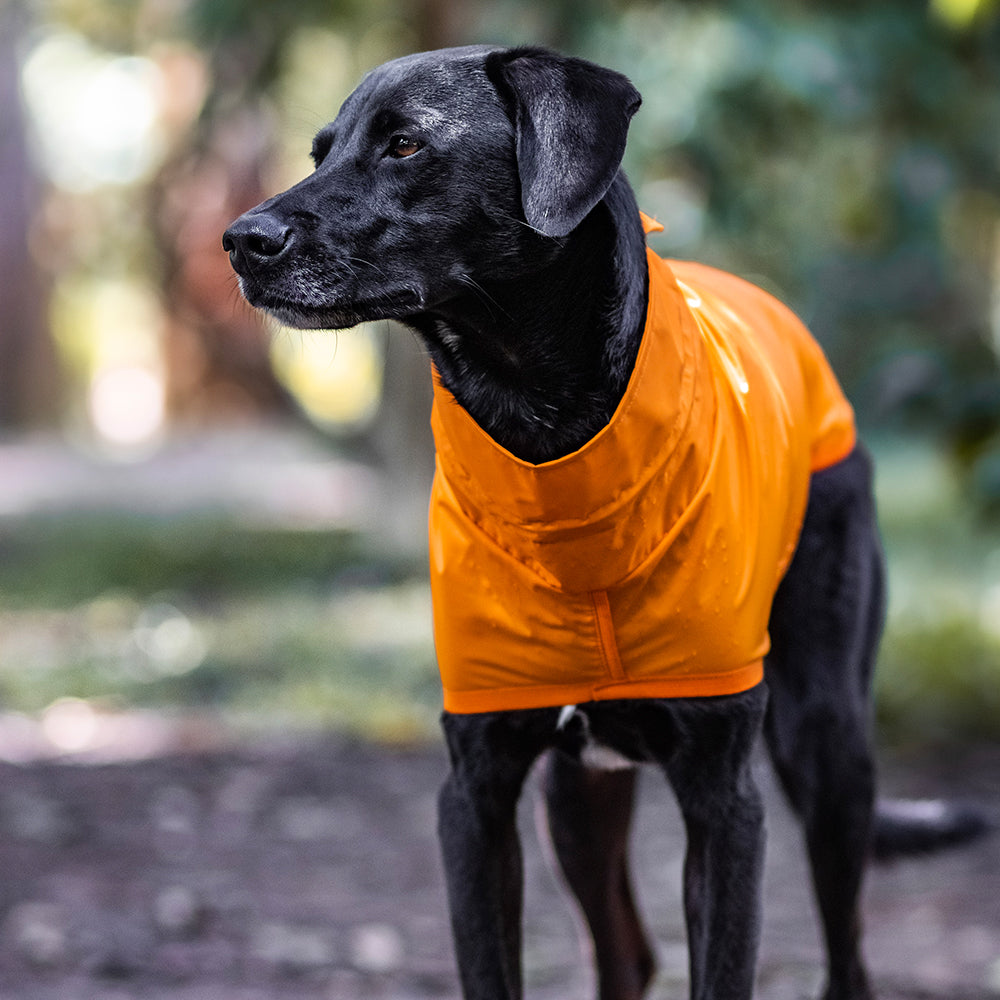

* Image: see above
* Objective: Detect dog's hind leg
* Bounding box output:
[542,752,655,1000]
[764,446,882,1000]
[437,710,554,1000]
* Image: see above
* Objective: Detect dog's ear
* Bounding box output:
[485,47,641,238]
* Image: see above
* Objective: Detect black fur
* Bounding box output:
[224,45,992,1000]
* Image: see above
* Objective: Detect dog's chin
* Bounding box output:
[242,281,424,331]
[264,302,362,331]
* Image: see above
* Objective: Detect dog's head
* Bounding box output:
[223,46,640,330]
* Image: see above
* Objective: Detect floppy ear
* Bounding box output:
[485,47,641,238]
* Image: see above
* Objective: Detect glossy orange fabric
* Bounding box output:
[428,216,856,714]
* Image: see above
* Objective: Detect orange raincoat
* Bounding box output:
[429,216,855,714]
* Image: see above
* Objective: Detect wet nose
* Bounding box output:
[222,212,292,271]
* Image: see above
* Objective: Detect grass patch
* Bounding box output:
[0,512,409,607]
[0,585,441,743]
[877,616,1000,743]
[0,512,439,741]
[872,436,1000,743]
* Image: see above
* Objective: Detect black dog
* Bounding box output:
[224,46,987,1000]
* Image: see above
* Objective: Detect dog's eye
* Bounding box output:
[388,136,422,159]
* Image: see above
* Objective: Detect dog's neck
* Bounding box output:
[408,177,649,465]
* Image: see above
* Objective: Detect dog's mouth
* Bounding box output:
[240,278,424,331]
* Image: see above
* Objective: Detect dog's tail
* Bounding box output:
[872,797,995,861]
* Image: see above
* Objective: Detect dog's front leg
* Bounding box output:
[659,686,768,1000]
[437,710,554,1000]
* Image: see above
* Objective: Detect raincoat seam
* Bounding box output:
[591,591,626,682]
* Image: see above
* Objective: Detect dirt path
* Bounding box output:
[0,731,997,1000]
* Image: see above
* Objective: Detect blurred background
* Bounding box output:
[1,0,1000,754]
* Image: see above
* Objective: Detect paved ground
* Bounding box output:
[0,722,996,1000]
[0,429,379,530]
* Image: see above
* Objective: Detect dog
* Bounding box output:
[223,46,988,1000]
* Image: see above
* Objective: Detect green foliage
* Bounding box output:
[0,514,377,607]
[0,515,438,740]
[577,3,1000,504]
[877,616,1000,743]
[0,587,441,741]
[181,0,365,88]
[872,437,1000,743]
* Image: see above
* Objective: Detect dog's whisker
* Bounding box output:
[347,256,390,278]
[457,274,510,322]
[496,211,563,240]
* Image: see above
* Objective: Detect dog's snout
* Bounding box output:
[223,212,293,269]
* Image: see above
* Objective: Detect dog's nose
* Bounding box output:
[223,212,292,270]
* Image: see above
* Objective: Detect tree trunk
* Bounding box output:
[0,0,62,429]
[152,103,298,425]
